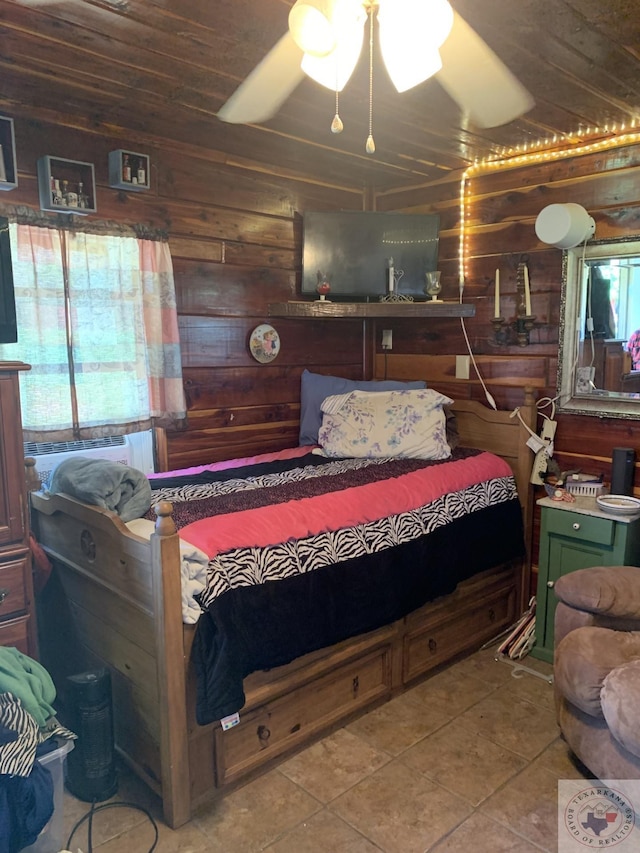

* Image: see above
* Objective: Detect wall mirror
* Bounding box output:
[558,236,640,418]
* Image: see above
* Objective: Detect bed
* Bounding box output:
[29,384,536,829]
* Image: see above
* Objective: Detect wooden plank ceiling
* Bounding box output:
[1,0,639,194]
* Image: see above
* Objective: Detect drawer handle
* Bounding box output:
[257,725,271,746]
[0,588,8,605]
[547,580,555,588]
[488,608,496,622]
[572,522,581,530]
[428,638,437,653]
[352,675,359,696]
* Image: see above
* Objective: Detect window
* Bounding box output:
[0,221,185,440]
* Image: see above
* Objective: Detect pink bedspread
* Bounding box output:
[156,448,513,560]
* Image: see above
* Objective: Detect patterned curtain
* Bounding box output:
[0,221,186,440]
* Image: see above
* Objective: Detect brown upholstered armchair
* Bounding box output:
[553,565,640,778]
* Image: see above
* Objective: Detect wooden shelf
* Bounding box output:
[268,301,476,319]
[37,156,96,213]
[109,149,150,191]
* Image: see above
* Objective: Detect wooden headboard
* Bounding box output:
[450,389,535,515]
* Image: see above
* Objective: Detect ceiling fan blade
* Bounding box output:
[217,32,306,124]
[436,12,534,128]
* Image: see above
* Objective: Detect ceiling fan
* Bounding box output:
[217,0,534,137]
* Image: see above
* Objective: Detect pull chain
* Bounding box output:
[365,3,375,154]
[331,89,344,133]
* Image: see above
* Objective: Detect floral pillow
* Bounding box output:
[318,388,453,459]
[298,369,426,445]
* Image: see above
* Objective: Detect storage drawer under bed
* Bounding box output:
[402,579,517,684]
[214,642,392,787]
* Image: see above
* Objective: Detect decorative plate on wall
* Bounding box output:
[249,323,280,363]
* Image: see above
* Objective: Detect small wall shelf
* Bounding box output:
[268,301,476,319]
[109,149,150,191]
[37,156,96,214]
[0,117,18,190]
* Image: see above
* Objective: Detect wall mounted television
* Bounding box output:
[0,217,17,343]
[301,211,440,301]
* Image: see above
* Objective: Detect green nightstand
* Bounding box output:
[531,496,640,663]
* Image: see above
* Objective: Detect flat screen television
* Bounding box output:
[0,217,17,343]
[301,211,440,301]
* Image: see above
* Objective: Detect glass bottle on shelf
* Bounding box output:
[53,179,62,205]
[122,154,132,182]
[61,179,69,206]
[77,181,86,209]
[136,158,146,186]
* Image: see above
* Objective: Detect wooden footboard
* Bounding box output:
[30,494,191,828]
[29,390,535,829]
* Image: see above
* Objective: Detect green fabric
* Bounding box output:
[0,647,57,727]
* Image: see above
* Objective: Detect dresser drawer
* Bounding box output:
[545,510,615,546]
[0,555,29,619]
[0,613,30,653]
[215,644,392,787]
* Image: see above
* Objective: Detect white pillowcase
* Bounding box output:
[318,388,453,460]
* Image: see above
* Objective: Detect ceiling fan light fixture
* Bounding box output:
[429,0,455,48]
[380,35,442,93]
[289,0,336,56]
[377,0,454,47]
[219,0,533,132]
[301,38,363,91]
[377,0,452,92]
[300,7,365,91]
[289,0,364,57]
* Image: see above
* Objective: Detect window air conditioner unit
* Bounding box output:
[24,430,155,489]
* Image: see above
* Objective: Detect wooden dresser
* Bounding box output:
[0,361,37,655]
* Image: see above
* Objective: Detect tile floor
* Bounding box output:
[61,647,591,852]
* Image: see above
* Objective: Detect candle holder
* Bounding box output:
[517,314,536,346]
[379,264,414,302]
[491,316,509,346]
[315,271,332,302]
[424,271,443,302]
[492,262,536,346]
[491,313,537,347]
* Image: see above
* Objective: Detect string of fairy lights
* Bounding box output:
[457,121,640,290]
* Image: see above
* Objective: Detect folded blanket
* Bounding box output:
[49,457,152,522]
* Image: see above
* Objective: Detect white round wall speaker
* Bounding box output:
[534,203,596,249]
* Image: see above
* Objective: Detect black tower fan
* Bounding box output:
[65,668,118,802]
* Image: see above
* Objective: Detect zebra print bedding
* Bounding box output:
[150,447,525,724]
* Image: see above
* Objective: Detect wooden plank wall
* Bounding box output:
[0,117,368,470]
[376,139,640,566]
[5,112,640,564]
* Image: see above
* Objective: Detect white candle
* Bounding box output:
[494,269,500,318]
[388,257,395,293]
[524,264,532,315]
